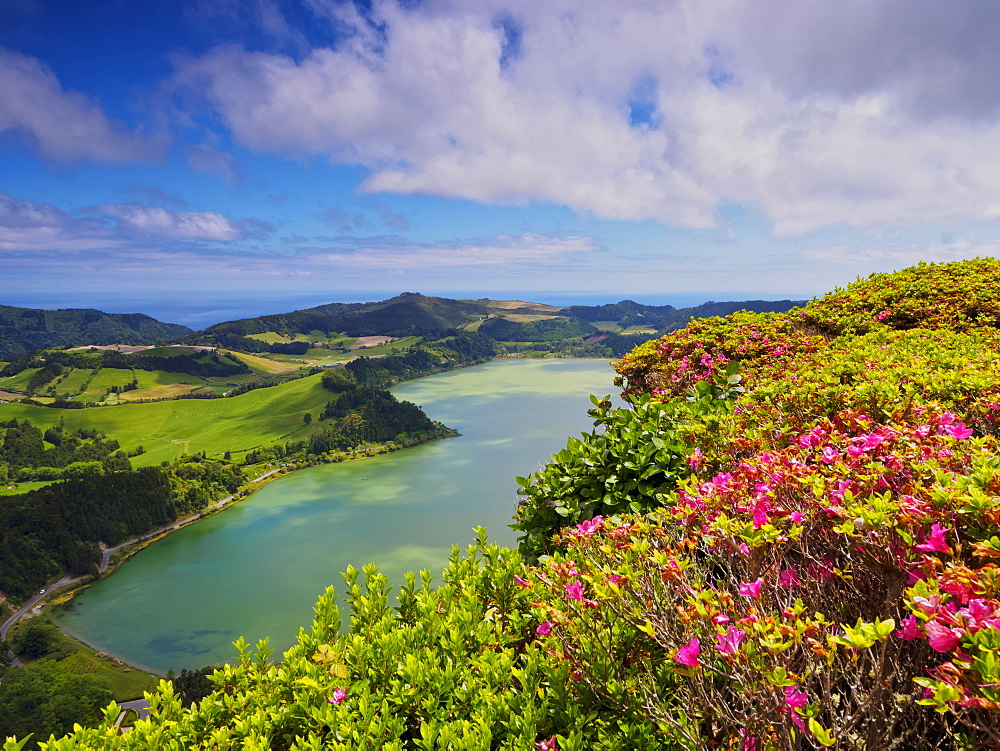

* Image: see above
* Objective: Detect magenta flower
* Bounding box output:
[536,621,554,637]
[789,511,804,524]
[737,542,751,556]
[565,579,584,601]
[939,411,957,426]
[738,577,764,598]
[820,446,837,464]
[924,620,963,652]
[576,516,604,536]
[535,738,558,751]
[715,626,746,654]
[328,687,347,705]
[915,524,953,555]
[943,422,973,440]
[607,574,622,586]
[778,568,801,590]
[783,685,808,710]
[673,637,701,667]
[896,614,922,640]
[514,574,530,588]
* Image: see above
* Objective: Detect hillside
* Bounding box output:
[29,258,1000,749]
[186,292,805,358]
[0,306,192,360]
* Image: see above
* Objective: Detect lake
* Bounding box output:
[52,358,618,673]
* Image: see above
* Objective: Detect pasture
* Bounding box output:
[0,373,332,465]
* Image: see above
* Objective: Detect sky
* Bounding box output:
[4,0,1000,320]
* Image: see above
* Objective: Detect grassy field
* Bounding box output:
[51,367,97,395]
[226,351,302,375]
[246,332,291,344]
[0,373,331,465]
[0,367,42,392]
[620,325,659,335]
[498,313,562,323]
[350,336,422,357]
[0,480,56,496]
[590,321,623,332]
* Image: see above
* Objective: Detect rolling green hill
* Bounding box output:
[0,373,332,466]
[0,305,192,359]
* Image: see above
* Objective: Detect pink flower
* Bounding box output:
[789,511,804,524]
[939,411,957,426]
[328,687,347,705]
[820,446,837,464]
[536,621,554,637]
[565,579,584,601]
[783,685,808,710]
[673,638,701,667]
[576,516,604,536]
[924,620,963,652]
[514,574,530,588]
[536,738,558,750]
[737,542,751,556]
[715,626,746,654]
[778,568,801,589]
[915,524,953,555]
[943,422,973,440]
[896,614,922,640]
[607,574,622,586]
[738,578,764,598]
[712,613,730,624]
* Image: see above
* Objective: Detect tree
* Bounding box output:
[341,413,365,448]
[13,618,60,660]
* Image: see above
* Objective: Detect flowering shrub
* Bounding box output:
[530,409,1000,747]
[615,311,827,401]
[799,258,1000,335]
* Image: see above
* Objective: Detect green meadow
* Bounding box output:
[0,373,332,466]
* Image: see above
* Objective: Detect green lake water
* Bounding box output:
[52,359,617,674]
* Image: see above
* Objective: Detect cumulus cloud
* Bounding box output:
[0,47,159,162]
[88,204,242,241]
[171,0,1000,234]
[307,233,599,270]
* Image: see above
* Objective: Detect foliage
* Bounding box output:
[614,310,828,401]
[513,394,705,562]
[18,537,665,749]
[0,659,113,748]
[0,305,191,360]
[799,257,1000,335]
[478,316,598,343]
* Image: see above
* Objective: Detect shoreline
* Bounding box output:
[10,356,610,676]
[24,424,459,677]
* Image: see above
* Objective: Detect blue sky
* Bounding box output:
[4,0,1000,316]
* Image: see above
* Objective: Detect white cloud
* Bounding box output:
[89,204,242,241]
[172,0,1000,234]
[0,47,159,162]
[0,192,118,252]
[307,233,598,270]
